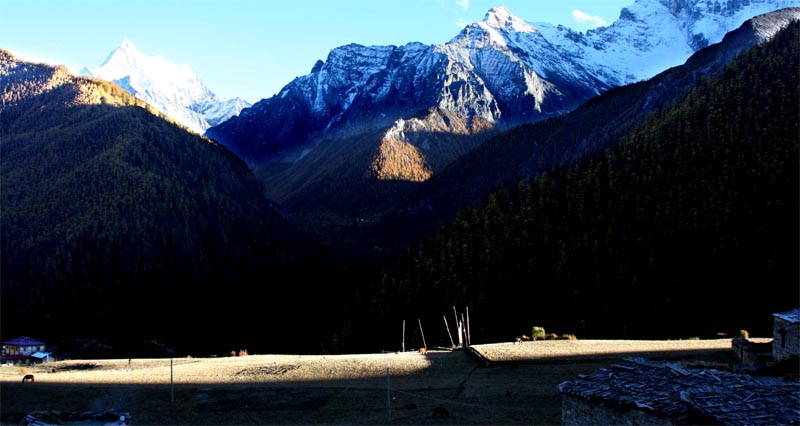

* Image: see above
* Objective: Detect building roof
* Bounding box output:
[4,336,45,346]
[558,357,800,425]
[773,308,800,324]
[30,351,52,359]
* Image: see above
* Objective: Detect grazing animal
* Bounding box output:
[22,374,34,383]
[432,406,449,419]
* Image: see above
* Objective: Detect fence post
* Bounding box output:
[170,358,174,403]
[418,319,427,349]
[443,315,455,348]
[386,368,391,423]
[402,320,406,353]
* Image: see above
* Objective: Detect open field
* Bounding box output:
[0,339,745,425]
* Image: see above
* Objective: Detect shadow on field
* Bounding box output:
[0,346,737,425]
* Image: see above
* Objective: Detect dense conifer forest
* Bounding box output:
[369,23,799,348]
[0,52,343,355]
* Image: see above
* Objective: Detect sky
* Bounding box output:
[2,0,633,103]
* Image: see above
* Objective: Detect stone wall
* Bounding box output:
[732,337,773,364]
[561,395,673,426]
[773,317,800,361]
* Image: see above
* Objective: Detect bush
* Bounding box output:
[739,329,750,339]
[532,326,546,341]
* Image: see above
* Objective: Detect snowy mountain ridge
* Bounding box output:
[81,40,250,134]
[208,0,797,173]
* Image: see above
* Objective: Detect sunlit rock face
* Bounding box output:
[209,1,792,180]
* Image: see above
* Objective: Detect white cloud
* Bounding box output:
[456,0,469,11]
[571,9,608,28]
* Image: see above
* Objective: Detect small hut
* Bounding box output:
[558,357,799,425]
[773,308,800,361]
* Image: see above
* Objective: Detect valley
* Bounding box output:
[1,0,798,358]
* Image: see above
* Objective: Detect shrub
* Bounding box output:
[739,329,750,339]
[532,326,546,341]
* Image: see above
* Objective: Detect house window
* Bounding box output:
[779,328,788,348]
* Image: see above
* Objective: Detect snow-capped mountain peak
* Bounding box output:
[482,5,537,33]
[81,40,250,134]
[209,0,798,175]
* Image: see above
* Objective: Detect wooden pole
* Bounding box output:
[402,320,406,353]
[461,314,466,347]
[443,315,455,348]
[453,306,461,347]
[466,306,471,346]
[170,358,174,402]
[418,318,427,349]
[386,368,391,423]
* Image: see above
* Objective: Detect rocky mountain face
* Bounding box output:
[81,40,250,134]
[209,0,795,171]
[380,7,800,252]
[205,0,796,250]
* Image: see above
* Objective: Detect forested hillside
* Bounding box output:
[374,12,798,253]
[373,23,799,346]
[0,51,335,355]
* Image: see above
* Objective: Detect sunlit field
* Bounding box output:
[0,339,743,425]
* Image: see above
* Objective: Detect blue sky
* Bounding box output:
[2,0,632,103]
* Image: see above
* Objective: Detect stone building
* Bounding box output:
[558,357,799,425]
[773,308,800,361]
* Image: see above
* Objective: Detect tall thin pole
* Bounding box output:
[452,306,459,334]
[443,315,455,348]
[453,306,461,347]
[402,320,406,353]
[461,314,466,347]
[386,368,391,423]
[466,306,471,346]
[418,318,427,349]
[170,358,174,402]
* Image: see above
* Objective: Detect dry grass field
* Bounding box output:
[0,339,742,425]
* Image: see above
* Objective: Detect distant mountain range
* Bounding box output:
[209,0,796,165]
[378,6,800,250]
[205,0,798,249]
[81,40,250,134]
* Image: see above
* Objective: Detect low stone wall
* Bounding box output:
[731,337,772,364]
[773,317,800,361]
[561,395,672,426]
